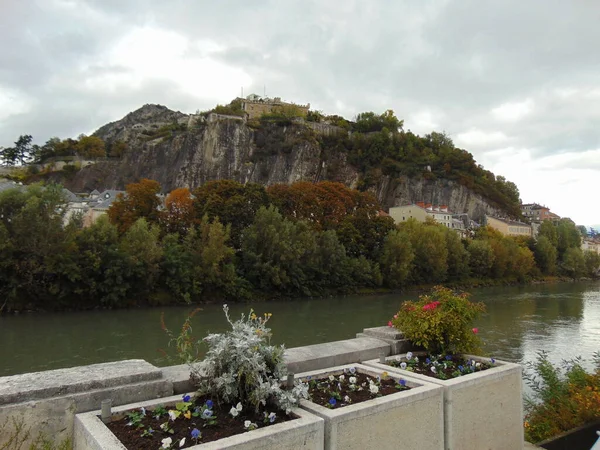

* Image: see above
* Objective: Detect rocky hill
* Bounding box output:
[60,104,510,221]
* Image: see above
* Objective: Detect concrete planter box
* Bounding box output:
[364,354,524,450]
[74,394,324,450]
[296,363,444,450]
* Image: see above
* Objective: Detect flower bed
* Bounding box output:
[297,364,444,450]
[104,394,296,448]
[365,354,524,450]
[306,366,410,409]
[74,394,324,450]
[386,351,496,380]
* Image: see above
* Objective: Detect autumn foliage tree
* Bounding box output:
[108,179,162,233]
[161,188,194,235]
[267,181,380,230]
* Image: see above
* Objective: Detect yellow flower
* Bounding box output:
[381,371,389,380]
[184,410,191,419]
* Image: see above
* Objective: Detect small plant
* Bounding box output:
[305,367,410,409]
[523,351,600,443]
[390,286,485,355]
[388,352,496,380]
[190,305,308,413]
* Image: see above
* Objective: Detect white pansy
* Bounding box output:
[161,437,172,449]
[329,375,335,381]
[344,395,351,403]
[236,402,243,411]
[229,406,239,417]
[339,374,345,382]
[349,376,357,384]
[244,420,251,429]
[406,352,413,360]
[400,362,407,370]
[369,384,379,394]
[431,366,437,374]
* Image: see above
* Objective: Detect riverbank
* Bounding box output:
[2,274,596,316]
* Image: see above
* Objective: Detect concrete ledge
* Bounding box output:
[357,326,404,341]
[161,364,195,395]
[74,394,325,450]
[0,360,161,406]
[284,337,390,374]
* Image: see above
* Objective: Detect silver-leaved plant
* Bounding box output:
[190,305,308,413]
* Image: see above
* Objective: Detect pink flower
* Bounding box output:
[472,328,479,334]
[388,321,393,327]
[393,314,398,319]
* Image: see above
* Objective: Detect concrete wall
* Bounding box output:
[0,327,408,448]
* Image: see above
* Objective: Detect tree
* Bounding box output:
[161,188,194,235]
[379,229,414,288]
[76,135,106,158]
[107,179,162,233]
[0,135,34,166]
[399,219,448,284]
[583,250,600,277]
[240,205,317,295]
[193,180,269,247]
[109,140,128,158]
[534,236,557,275]
[120,218,163,299]
[538,221,558,247]
[556,219,582,259]
[445,230,470,280]
[467,240,495,278]
[560,247,586,278]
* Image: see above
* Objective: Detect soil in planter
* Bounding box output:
[307,370,411,409]
[388,354,494,380]
[106,396,296,449]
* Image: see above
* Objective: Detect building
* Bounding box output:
[82,189,125,226]
[582,239,600,255]
[486,216,532,237]
[521,203,559,223]
[238,94,310,120]
[389,202,467,233]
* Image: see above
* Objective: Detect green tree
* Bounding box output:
[467,240,495,278]
[193,180,269,247]
[556,219,582,259]
[76,135,106,158]
[120,218,163,300]
[445,230,470,280]
[72,216,130,307]
[241,205,317,295]
[379,229,414,288]
[560,247,586,278]
[538,221,558,247]
[583,250,600,278]
[534,236,558,275]
[399,219,448,284]
[0,135,35,166]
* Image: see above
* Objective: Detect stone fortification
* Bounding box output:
[239,95,310,119]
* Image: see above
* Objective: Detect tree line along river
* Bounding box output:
[0,281,599,377]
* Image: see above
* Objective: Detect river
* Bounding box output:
[1,281,599,378]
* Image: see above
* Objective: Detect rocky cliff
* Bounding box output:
[64,105,505,221]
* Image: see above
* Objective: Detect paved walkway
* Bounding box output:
[524,442,540,449]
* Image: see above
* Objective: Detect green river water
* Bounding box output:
[1,281,599,377]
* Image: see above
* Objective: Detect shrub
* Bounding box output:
[390,286,485,354]
[184,305,308,413]
[523,351,600,443]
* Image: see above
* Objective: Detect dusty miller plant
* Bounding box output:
[190,305,307,413]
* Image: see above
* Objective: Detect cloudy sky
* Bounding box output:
[1,0,599,226]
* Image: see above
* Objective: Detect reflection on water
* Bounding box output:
[0,281,598,377]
